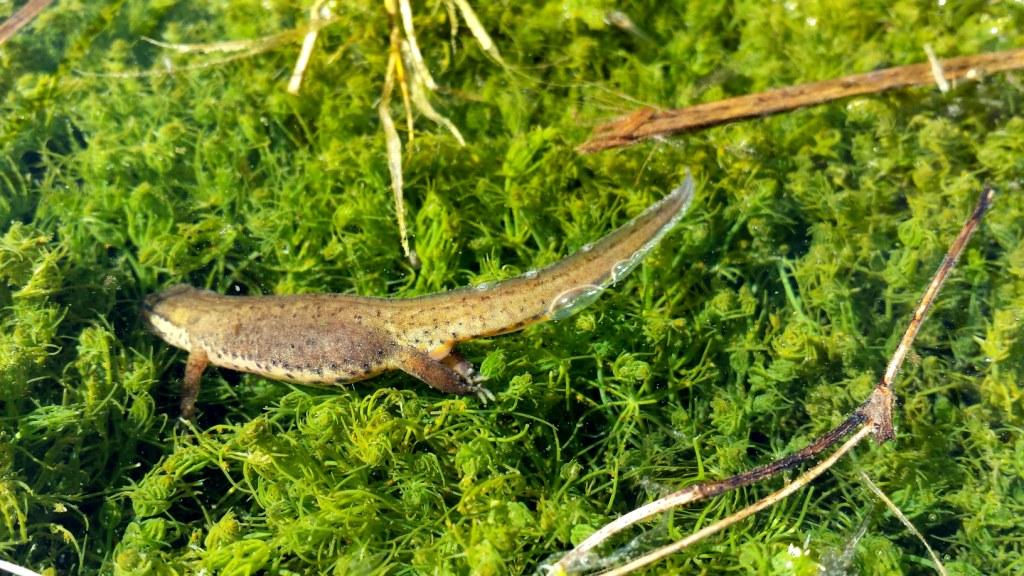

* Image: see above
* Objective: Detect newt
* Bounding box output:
[143,174,695,418]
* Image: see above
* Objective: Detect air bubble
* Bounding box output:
[524,269,539,279]
[610,255,643,284]
[474,281,495,292]
[547,285,604,321]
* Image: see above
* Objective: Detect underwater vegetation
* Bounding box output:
[0,0,1023,574]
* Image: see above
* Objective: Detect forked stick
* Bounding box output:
[599,427,874,576]
[549,185,995,575]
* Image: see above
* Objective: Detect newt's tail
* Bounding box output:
[394,173,696,351]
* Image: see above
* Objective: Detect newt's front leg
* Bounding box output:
[398,347,494,403]
[180,349,208,419]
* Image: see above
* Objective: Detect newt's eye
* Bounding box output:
[547,284,604,321]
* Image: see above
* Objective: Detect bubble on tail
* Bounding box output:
[547,284,605,321]
[609,253,642,285]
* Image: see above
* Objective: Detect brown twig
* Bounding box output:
[549,185,995,574]
[871,184,994,441]
[0,0,53,46]
[578,48,1024,153]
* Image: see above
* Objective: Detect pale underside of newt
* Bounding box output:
[142,174,695,417]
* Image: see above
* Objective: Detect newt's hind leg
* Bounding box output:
[180,349,209,420]
[398,347,494,403]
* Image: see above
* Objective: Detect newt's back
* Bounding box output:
[144,287,402,383]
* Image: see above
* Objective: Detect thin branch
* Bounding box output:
[142,29,305,55]
[398,0,437,90]
[380,0,417,265]
[0,559,41,576]
[578,48,1024,153]
[923,44,950,93]
[451,0,505,65]
[0,0,53,46]
[287,0,328,95]
[76,48,267,79]
[860,472,948,576]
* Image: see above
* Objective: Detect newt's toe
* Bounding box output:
[474,386,496,404]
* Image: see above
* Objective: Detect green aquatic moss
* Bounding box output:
[1,0,1024,574]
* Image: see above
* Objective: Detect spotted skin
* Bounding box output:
[142,175,696,418]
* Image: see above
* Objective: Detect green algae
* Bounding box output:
[1,0,1023,574]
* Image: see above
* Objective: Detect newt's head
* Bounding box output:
[141,284,203,351]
